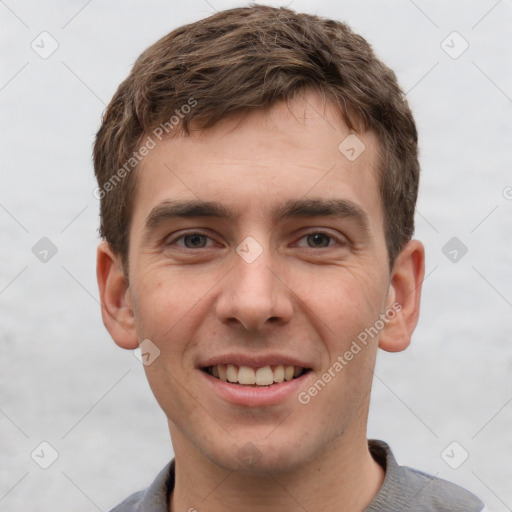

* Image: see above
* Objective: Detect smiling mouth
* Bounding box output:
[202,364,311,387]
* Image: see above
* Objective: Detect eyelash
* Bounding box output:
[166,230,347,249]
[294,230,342,248]
[168,231,216,249]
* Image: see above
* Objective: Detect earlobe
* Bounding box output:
[378,239,425,353]
[96,241,139,350]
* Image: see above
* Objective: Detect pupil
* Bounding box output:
[308,233,329,247]
[185,234,206,248]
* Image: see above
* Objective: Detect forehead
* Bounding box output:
[132,91,383,230]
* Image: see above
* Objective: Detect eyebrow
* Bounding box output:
[273,198,370,233]
[143,197,370,237]
[144,200,232,229]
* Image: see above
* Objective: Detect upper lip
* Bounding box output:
[198,353,313,369]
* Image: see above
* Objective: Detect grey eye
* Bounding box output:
[306,233,332,248]
[182,234,208,248]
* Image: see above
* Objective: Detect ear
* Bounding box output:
[96,241,139,350]
[378,239,425,353]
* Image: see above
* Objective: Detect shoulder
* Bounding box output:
[108,490,144,512]
[400,465,485,511]
[107,461,174,512]
[367,440,485,512]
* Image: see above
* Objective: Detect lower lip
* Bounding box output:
[199,369,311,407]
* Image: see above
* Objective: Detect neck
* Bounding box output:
[168,427,384,512]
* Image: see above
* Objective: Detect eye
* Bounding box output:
[295,231,345,249]
[305,233,332,248]
[168,232,213,249]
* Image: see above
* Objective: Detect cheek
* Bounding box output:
[132,274,207,418]
[131,269,220,366]
[133,273,193,332]
[295,266,386,344]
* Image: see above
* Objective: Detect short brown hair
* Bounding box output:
[93,4,419,270]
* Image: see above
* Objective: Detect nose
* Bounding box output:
[215,244,294,333]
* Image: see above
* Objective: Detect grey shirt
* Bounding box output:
[109,439,485,512]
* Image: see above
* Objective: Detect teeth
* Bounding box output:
[218,364,227,381]
[273,365,284,383]
[255,366,274,386]
[206,364,306,386]
[226,364,238,383]
[238,366,256,385]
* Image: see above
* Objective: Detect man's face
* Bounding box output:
[124,91,394,474]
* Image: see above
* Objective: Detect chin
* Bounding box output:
[205,435,316,476]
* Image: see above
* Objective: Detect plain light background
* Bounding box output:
[1,0,511,510]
